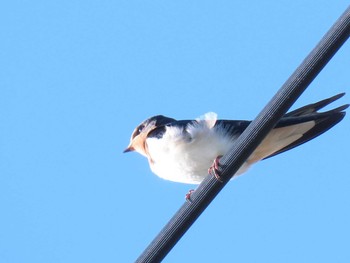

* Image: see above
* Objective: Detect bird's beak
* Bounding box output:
[123,146,135,153]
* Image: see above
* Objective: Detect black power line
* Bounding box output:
[135,6,350,263]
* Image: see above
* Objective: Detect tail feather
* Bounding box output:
[263,94,348,160]
[284,92,346,117]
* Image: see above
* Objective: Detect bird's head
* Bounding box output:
[124,115,175,157]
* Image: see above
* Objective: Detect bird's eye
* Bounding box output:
[138,124,145,133]
[131,124,145,140]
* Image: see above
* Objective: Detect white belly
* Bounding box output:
[146,124,239,184]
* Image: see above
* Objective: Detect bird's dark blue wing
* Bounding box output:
[217,94,348,159]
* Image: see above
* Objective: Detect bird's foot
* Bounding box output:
[208,155,223,183]
[185,189,195,202]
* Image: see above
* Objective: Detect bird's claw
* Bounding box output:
[208,155,223,183]
[185,189,195,202]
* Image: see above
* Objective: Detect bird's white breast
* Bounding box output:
[145,118,237,184]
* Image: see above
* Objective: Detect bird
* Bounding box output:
[124,93,348,184]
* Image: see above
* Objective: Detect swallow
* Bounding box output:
[124,93,348,184]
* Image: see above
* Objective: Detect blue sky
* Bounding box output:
[1,1,350,262]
